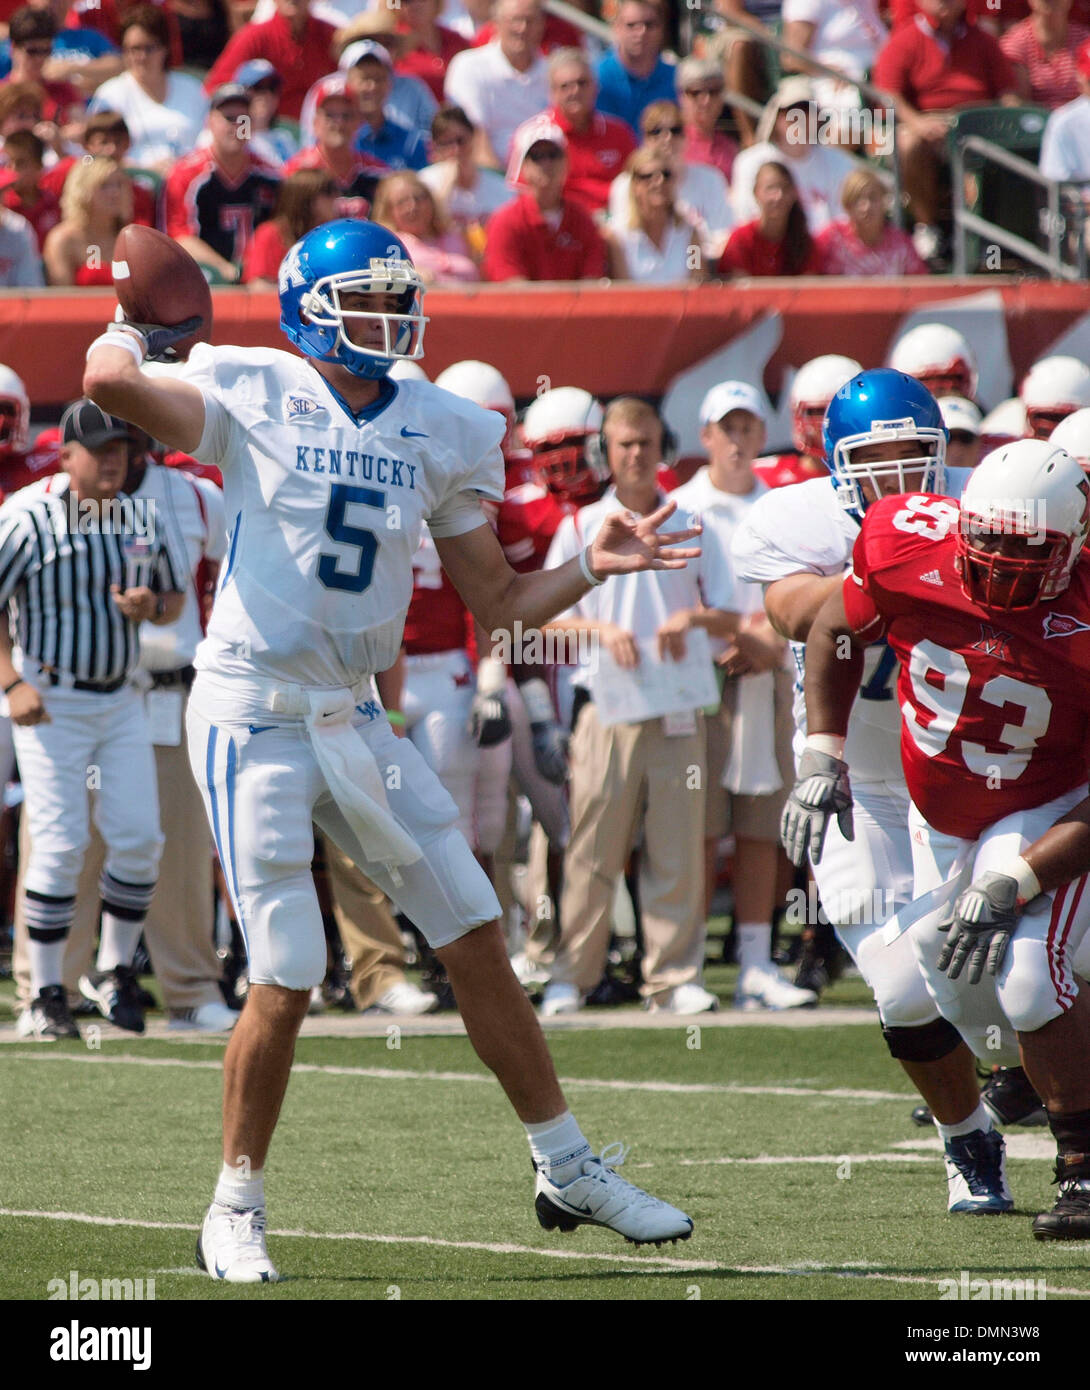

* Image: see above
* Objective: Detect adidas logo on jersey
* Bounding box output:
[920,569,943,586]
[1043,612,1090,639]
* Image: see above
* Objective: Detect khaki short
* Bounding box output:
[705,665,796,843]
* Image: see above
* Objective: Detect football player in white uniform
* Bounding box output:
[84,220,698,1282]
[1020,355,1090,440]
[733,368,1005,1214]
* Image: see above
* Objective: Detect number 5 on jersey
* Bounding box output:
[317,483,385,593]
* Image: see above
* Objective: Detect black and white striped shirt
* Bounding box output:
[0,477,186,684]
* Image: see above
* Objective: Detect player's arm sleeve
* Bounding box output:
[0,511,35,605]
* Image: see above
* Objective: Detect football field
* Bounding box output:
[2,966,1088,1306]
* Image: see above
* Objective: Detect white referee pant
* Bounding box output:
[908,786,1090,1066]
[187,672,500,992]
[13,677,163,937]
[401,649,511,856]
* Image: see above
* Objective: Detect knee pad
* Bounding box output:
[998,972,1075,1036]
[240,873,328,992]
[882,1015,963,1062]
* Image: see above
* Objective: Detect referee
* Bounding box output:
[4,399,185,1040]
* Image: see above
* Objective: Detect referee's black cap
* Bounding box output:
[60,399,130,450]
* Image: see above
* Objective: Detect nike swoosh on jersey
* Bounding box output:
[400,426,427,438]
[247,724,276,735]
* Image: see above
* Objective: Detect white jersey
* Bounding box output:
[174,345,505,687]
[732,475,903,784]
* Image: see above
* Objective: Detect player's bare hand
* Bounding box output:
[588,501,701,579]
[656,610,691,662]
[8,681,49,726]
[602,623,640,669]
[111,585,157,622]
[718,640,755,677]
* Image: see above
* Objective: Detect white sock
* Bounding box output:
[29,938,67,997]
[737,923,772,973]
[214,1161,266,1210]
[935,1101,993,1143]
[525,1111,592,1185]
[96,911,143,973]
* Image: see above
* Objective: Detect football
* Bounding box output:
[111,223,213,361]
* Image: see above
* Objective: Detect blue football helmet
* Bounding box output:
[823,367,947,518]
[278,219,428,380]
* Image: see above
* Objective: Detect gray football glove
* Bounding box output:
[937,870,1021,984]
[469,689,512,747]
[780,748,853,867]
[116,317,202,363]
[520,677,568,784]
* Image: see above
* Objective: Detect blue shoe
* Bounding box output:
[944,1128,1014,1214]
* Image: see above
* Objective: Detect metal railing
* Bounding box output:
[951,134,1087,280]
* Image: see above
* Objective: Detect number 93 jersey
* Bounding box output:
[172,345,506,687]
[844,492,1090,840]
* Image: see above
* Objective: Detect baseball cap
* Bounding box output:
[938,395,982,437]
[209,83,253,110]
[506,116,567,184]
[699,380,769,427]
[234,59,281,89]
[339,38,394,72]
[311,76,354,109]
[60,399,129,450]
[1078,36,1090,80]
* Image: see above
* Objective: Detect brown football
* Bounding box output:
[111,223,213,361]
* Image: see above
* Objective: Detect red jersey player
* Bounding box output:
[754,354,860,491]
[793,438,1090,1240]
[0,366,60,502]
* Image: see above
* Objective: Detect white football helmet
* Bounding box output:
[1020,355,1090,439]
[521,386,607,501]
[387,360,429,382]
[789,354,862,456]
[888,323,978,401]
[956,438,1090,609]
[978,396,1026,453]
[434,359,514,413]
[0,364,29,451]
[1049,407,1090,469]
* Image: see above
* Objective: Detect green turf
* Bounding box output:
[2,1025,1087,1301]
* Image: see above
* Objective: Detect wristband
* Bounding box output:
[579,545,604,587]
[386,710,406,727]
[476,655,507,696]
[3,678,23,695]
[805,733,846,761]
[86,329,146,367]
[1010,854,1043,907]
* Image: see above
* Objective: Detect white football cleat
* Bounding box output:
[372,981,439,1015]
[168,1001,238,1032]
[196,1203,280,1283]
[535,1142,693,1246]
[944,1128,1014,1214]
[540,981,582,1017]
[734,962,817,1011]
[647,983,720,1015]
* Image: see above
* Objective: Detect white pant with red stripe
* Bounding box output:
[907,787,1090,1063]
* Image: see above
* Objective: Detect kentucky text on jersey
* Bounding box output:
[294,445,417,488]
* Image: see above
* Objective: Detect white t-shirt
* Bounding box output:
[608,162,733,260]
[443,43,549,162]
[88,71,209,168]
[1040,95,1090,183]
[170,344,505,687]
[780,0,887,79]
[611,217,695,283]
[0,207,42,287]
[730,140,855,234]
[731,475,903,783]
[419,160,515,226]
[134,464,227,672]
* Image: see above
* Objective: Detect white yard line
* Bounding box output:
[3,1208,1086,1296]
[0,1048,913,1101]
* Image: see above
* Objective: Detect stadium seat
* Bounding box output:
[945,105,1050,271]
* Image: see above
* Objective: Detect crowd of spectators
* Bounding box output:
[0,0,1084,288]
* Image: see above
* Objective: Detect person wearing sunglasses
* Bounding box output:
[534,47,635,214]
[608,99,733,261]
[4,6,85,151]
[675,56,737,182]
[607,144,705,282]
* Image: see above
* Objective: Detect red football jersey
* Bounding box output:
[843,492,1090,839]
[754,452,827,489]
[497,456,573,574]
[164,449,222,490]
[403,534,470,655]
[0,438,61,501]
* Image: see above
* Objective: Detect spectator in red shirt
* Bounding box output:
[202,0,338,122]
[4,7,84,143]
[395,0,469,104]
[164,84,280,281]
[718,160,825,276]
[42,153,131,283]
[815,167,930,274]
[483,118,608,281]
[676,56,737,182]
[38,110,158,226]
[0,129,59,247]
[241,165,338,286]
[1001,0,1090,107]
[872,0,1020,252]
[283,77,380,218]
